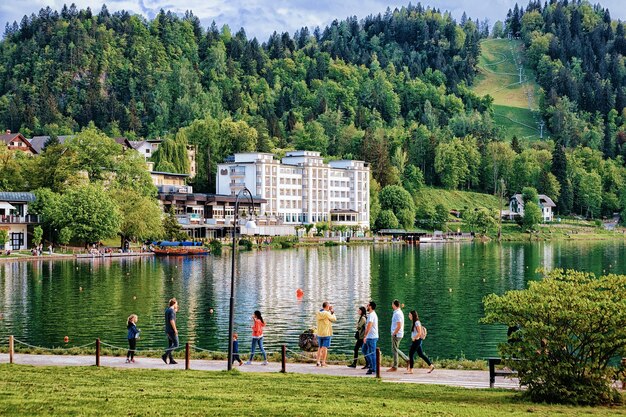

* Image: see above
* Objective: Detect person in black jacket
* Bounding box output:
[348,306,367,368]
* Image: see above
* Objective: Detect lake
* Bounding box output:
[1,241,625,360]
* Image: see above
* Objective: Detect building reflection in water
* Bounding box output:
[1,242,626,359]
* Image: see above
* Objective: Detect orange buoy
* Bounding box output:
[296,288,304,298]
[64,336,69,343]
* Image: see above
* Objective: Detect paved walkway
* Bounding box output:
[0,353,519,390]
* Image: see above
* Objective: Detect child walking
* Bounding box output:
[126,314,140,363]
[245,310,267,365]
[232,333,243,366]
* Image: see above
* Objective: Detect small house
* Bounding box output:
[509,194,556,222]
[0,130,37,155]
[0,192,39,250]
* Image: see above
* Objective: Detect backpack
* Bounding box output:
[299,329,319,352]
[421,326,428,340]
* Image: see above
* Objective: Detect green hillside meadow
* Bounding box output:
[472,39,547,142]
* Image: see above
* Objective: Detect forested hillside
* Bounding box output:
[0,4,490,187]
[1,2,626,231]
[508,1,626,156]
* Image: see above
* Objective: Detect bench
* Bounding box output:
[488,357,518,388]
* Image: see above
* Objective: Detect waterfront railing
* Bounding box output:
[3,335,381,378]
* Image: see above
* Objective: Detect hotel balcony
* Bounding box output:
[0,214,40,224]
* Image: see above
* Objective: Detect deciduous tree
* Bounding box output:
[482,269,626,405]
[56,184,121,246]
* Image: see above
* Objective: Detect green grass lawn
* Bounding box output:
[415,187,504,212]
[0,365,624,416]
[473,39,540,107]
[472,39,547,143]
[493,104,545,142]
[493,222,626,241]
[446,220,626,241]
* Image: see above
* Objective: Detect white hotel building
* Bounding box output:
[216,151,370,228]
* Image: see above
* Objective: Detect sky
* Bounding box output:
[1,1,626,41]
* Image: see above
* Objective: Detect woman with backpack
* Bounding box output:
[406,310,434,374]
[347,306,367,368]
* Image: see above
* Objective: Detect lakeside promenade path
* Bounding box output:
[0,353,519,390]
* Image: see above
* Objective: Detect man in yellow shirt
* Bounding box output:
[316,301,337,367]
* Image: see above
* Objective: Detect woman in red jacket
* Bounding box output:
[245,310,268,365]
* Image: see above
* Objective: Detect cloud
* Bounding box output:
[1,1,625,40]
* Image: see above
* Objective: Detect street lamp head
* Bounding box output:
[245,220,257,229]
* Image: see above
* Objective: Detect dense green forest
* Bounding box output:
[1,1,626,232]
[0,3,491,189]
[506,1,626,155]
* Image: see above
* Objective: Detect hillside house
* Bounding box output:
[509,194,556,222]
[0,192,39,250]
[0,131,37,154]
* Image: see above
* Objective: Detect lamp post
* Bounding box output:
[227,187,257,371]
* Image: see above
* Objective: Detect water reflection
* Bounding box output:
[0,241,625,359]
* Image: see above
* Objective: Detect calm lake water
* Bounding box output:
[1,241,625,360]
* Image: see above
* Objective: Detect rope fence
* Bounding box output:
[2,336,382,377]
[285,347,376,365]
[98,341,179,355]
[13,338,95,351]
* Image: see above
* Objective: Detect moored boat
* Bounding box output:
[151,241,209,256]
[152,247,190,256]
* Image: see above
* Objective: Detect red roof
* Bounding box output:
[0,132,37,154]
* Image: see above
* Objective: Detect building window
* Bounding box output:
[10,232,24,250]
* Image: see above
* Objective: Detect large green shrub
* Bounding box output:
[32,226,43,246]
[238,238,253,251]
[379,185,414,213]
[465,208,497,235]
[271,236,299,249]
[522,201,542,232]
[0,229,8,249]
[208,239,222,255]
[375,210,399,230]
[482,269,626,405]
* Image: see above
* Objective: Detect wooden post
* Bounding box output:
[9,335,14,364]
[281,345,286,373]
[185,343,190,370]
[376,347,381,379]
[95,338,100,367]
[489,358,497,389]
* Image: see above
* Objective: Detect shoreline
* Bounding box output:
[2,234,626,263]
[0,252,154,263]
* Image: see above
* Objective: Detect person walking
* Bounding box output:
[126,314,140,363]
[232,333,243,366]
[315,301,337,367]
[162,298,179,365]
[348,306,367,368]
[245,310,268,365]
[406,310,434,374]
[387,299,409,371]
[362,301,379,375]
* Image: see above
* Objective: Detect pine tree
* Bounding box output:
[551,142,572,214]
[163,205,186,241]
[511,136,522,153]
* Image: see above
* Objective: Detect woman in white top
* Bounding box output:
[406,310,434,374]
